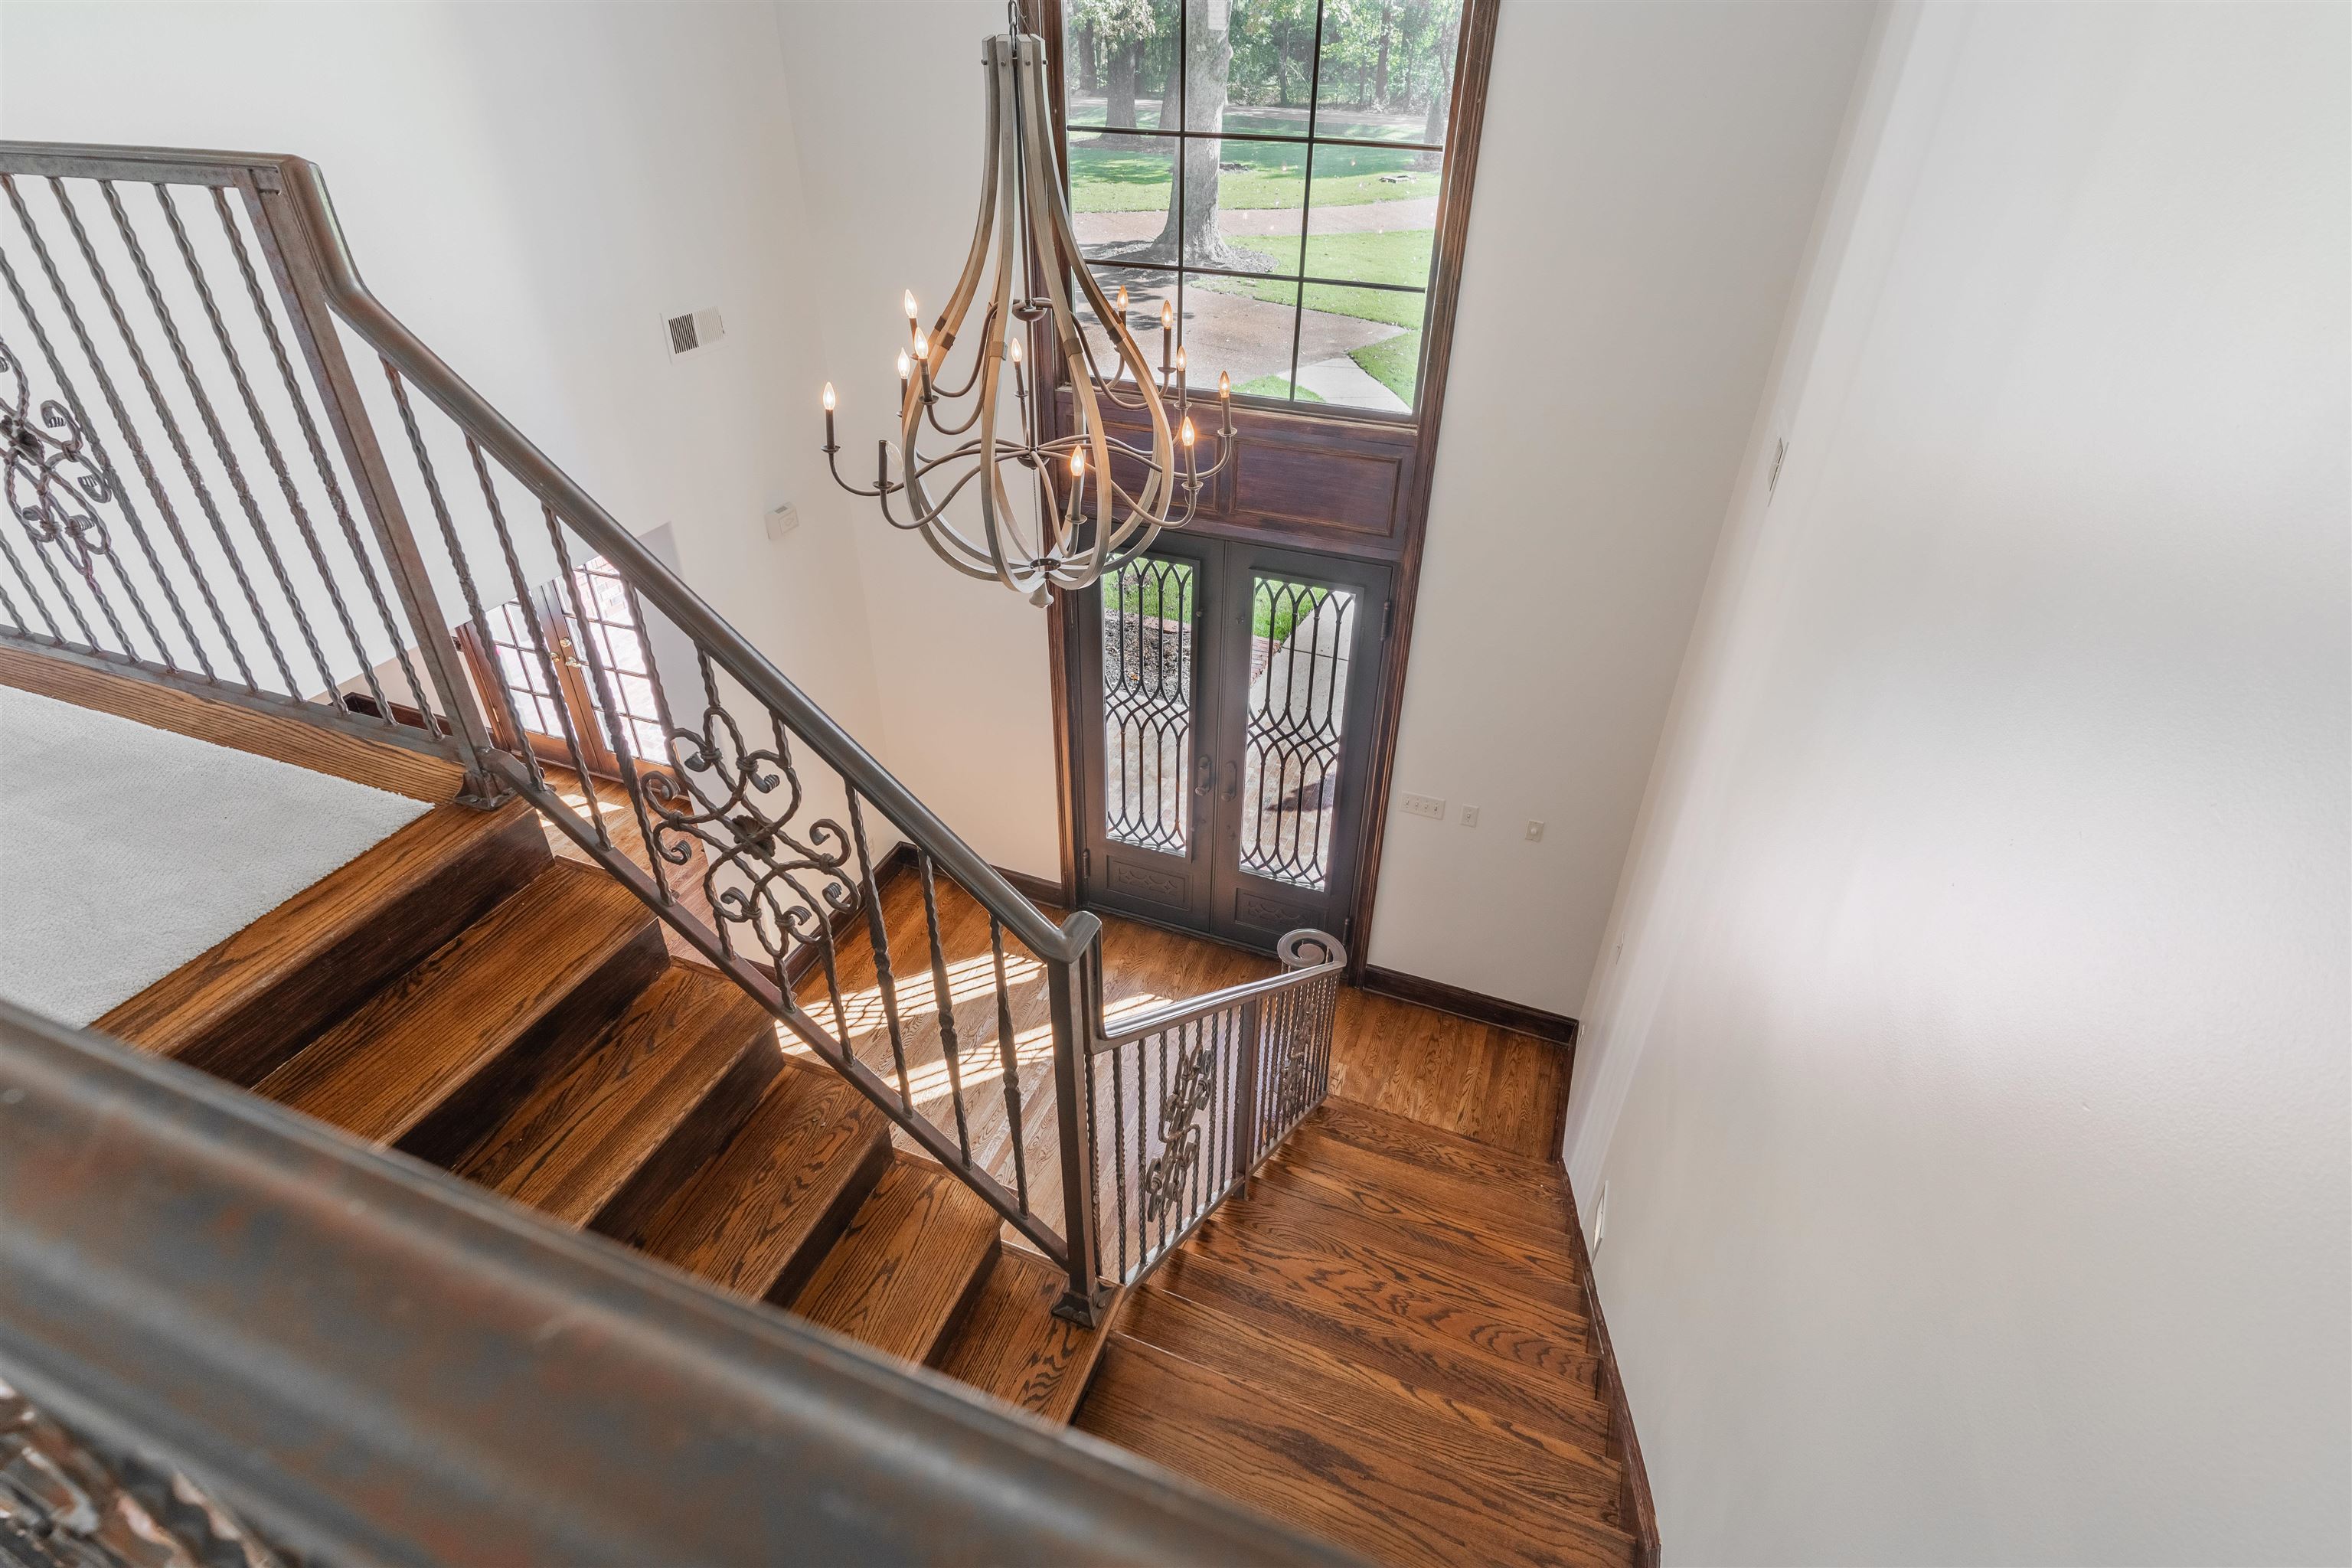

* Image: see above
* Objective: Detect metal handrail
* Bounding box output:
[1096,934,1346,1051]
[0,1001,1363,1567]
[279,155,1086,968]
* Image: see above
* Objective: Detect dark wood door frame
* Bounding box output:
[1033,0,1502,982]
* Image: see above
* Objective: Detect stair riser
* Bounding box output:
[397,926,668,1169]
[179,810,551,1088]
[761,1133,893,1309]
[914,1239,1004,1367]
[590,1035,782,1243]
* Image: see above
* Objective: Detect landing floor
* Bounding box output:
[0,684,426,1024]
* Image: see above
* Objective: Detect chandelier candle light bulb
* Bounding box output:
[819,9,1236,606]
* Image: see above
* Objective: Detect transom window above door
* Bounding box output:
[1058,0,1468,416]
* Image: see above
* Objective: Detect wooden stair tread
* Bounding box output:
[1230,1166,1589,1317]
[252,861,654,1145]
[789,1159,1001,1364]
[1302,1097,1570,1201]
[1151,1245,1611,1435]
[97,799,547,1084]
[1078,1333,1638,1568]
[1261,1123,1582,1263]
[1187,1198,1593,1381]
[634,1062,890,1302]
[1120,1286,1623,1520]
[930,1249,1116,1424]
[456,966,776,1227]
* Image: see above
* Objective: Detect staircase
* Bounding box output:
[0,138,1654,1566]
[96,797,1109,1419]
[1083,1099,1647,1568]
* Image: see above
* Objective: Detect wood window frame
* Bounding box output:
[1034,0,1501,980]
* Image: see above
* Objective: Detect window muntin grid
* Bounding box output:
[1061,0,1465,415]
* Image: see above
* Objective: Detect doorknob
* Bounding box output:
[1222,760,1239,801]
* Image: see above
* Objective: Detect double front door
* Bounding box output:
[1076,537,1390,952]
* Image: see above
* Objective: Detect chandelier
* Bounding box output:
[820,8,1234,606]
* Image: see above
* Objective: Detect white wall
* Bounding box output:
[773,0,1069,879]
[1565,4,2351,1562]
[0,1,887,754]
[1364,0,1874,1008]
[777,0,1876,1006]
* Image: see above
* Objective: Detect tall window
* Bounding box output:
[1061,0,1467,416]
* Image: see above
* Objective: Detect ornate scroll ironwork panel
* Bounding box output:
[1,338,116,582]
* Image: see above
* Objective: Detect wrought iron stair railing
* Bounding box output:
[0,140,1346,1323]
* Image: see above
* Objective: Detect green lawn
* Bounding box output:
[1348,329,1423,402]
[1107,556,1326,642]
[1072,132,1433,408]
[1232,374,1325,403]
[1069,136,1438,214]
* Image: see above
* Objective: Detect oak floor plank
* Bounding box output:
[251,861,654,1145]
[1187,1202,1592,1381]
[1249,1155,1587,1302]
[790,1159,1001,1364]
[1298,1098,1570,1201]
[929,1249,1116,1424]
[1079,1334,1637,1568]
[1147,1253,1616,1453]
[1149,1244,1611,1423]
[1119,1286,1625,1523]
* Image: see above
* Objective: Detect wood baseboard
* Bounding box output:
[0,639,466,802]
[1359,965,1579,1047]
[991,865,1070,912]
[1561,1184,1661,1568]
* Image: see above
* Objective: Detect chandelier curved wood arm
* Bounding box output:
[820,18,1235,605]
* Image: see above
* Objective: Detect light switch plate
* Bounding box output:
[1402,793,1446,820]
[1460,804,1481,827]
[1524,819,1546,841]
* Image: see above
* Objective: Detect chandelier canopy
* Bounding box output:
[821,11,1234,606]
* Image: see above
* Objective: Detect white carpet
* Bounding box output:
[0,684,430,1026]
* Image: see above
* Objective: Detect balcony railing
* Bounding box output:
[0,140,1345,1325]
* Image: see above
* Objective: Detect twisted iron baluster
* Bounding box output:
[2,177,219,678]
[0,567,28,636]
[545,511,671,895]
[846,791,915,1112]
[0,511,60,642]
[144,184,333,700]
[988,914,1030,1214]
[88,179,292,691]
[457,441,555,798]
[211,186,426,723]
[918,851,973,1165]
[1109,1044,1128,1280]
[382,364,570,797]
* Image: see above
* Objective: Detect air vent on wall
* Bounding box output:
[666,308,725,356]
